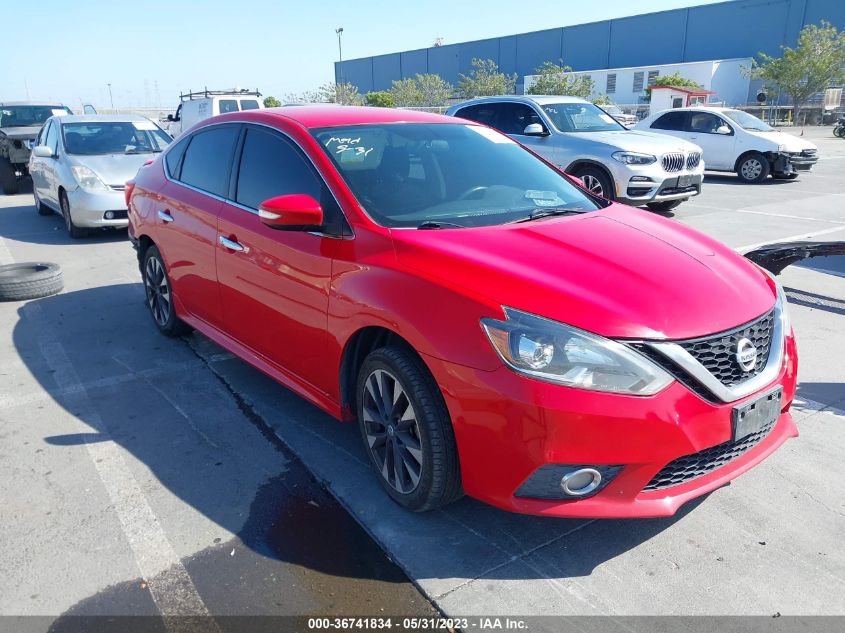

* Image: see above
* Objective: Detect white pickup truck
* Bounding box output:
[164,89,264,137]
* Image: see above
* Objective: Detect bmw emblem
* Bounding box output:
[736,338,758,372]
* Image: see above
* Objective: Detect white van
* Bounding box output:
[165,89,264,137]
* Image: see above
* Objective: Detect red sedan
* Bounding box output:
[126,106,798,518]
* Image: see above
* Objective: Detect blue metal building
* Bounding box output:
[336,0,845,95]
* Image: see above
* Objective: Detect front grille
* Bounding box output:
[643,415,776,491]
[686,152,701,169]
[662,152,684,172]
[680,310,775,387]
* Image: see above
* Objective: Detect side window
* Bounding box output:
[173,104,182,122]
[240,100,260,110]
[44,121,59,153]
[179,126,239,197]
[497,103,542,135]
[688,112,727,134]
[235,127,346,235]
[454,105,497,128]
[218,99,239,114]
[651,111,687,131]
[164,136,190,178]
[35,121,50,147]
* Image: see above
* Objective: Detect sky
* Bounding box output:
[1,0,727,109]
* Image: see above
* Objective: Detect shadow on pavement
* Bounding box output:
[785,286,845,316]
[796,382,845,408]
[15,283,703,594]
[0,203,128,246]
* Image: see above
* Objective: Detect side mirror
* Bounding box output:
[258,194,323,230]
[32,145,54,158]
[83,104,97,115]
[715,125,732,135]
[167,114,174,122]
[523,123,549,137]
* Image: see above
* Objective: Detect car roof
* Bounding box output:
[216,105,460,129]
[0,101,69,107]
[56,114,157,124]
[450,95,590,108]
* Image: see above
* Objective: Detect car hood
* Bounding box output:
[566,129,701,154]
[68,153,159,187]
[391,205,775,340]
[0,126,41,141]
[743,129,817,152]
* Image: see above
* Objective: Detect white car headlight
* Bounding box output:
[611,151,657,165]
[71,165,107,190]
[481,307,674,395]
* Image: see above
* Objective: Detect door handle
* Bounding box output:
[219,236,245,252]
[157,209,174,223]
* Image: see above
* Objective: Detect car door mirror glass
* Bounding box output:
[32,145,54,158]
[258,194,324,230]
[523,123,548,136]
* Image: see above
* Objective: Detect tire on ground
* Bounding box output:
[736,152,771,184]
[572,165,614,200]
[1,159,19,196]
[0,262,63,301]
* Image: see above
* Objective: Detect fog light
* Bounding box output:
[560,468,602,496]
[104,211,115,219]
[630,176,653,182]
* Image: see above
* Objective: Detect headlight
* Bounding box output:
[481,308,674,395]
[71,165,107,190]
[611,151,656,165]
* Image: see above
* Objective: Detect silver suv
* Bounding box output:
[446,95,704,212]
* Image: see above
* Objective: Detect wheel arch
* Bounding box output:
[734,150,772,172]
[565,160,616,195]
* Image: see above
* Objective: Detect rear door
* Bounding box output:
[216,124,344,393]
[155,124,240,328]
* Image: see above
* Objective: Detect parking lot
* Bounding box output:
[1,125,844,628]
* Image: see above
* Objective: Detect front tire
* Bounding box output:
[0,159,18,195]
[142,245,191,337]
[356,346,461,512]
[35,193,52,216]
[736,153,770,183]
[60,190,87,238]
[646,199,684,212]
[572,166,614,200]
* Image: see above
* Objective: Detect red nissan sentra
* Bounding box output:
[126,106,798,518]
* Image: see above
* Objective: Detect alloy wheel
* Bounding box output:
[741,159,763,180]
[581,174,604,196]
[144,256,171,327]
[361,368,424,494]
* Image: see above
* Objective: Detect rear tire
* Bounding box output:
[834,126,845,138]
[736,153,770,183]
[142,245,191,337]
[572,166,614,200]
[0,159,18,195]
[646,199,684,212]
[60,190,87,238]
[356,346,462,512]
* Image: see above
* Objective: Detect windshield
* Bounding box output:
[722,109,774,132]
[541,102,624,133]
[313,123,600,228]
[62,121,172,155]
[0,105,71,128]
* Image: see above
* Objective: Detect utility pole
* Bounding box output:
[107,83,114,109]
[335,27,344,104]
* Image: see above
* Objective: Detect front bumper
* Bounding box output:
[609,160,705,206]
[66,187,129,228]
[423,333,798,518]
[773,151,818,174]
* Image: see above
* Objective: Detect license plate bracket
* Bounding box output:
[732,387,782,441]
[678,174,694,188]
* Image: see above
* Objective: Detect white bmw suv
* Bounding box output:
[635,106,819,183]
[447,95,704,212]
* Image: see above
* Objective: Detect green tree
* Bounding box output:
[389,74,453,107]
[527,61,593,98]
[263,95,282,108]
[592,94,614,106]
[365,91,395,107]
[746,21,845,124]
[457,58,517,98]
[644,72,701,102]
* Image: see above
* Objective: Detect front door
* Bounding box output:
[684,111,736,170]
[216,125,344,393]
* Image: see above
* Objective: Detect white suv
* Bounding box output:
[447,96,704,212]
[635,107,819,183]
[165,89,264,137]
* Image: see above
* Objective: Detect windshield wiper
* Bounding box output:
[510,208,585,223]
[417,221,466,229]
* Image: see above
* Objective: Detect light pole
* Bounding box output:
[107,83,114,109]
[335,27,344,104]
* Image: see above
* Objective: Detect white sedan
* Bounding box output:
[635,106,818,183]
[28,114,171,237]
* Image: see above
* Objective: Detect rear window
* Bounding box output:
[219,99,239,114]
[240,100,260,110]
[178,126,239,197]
[164,136,190,178]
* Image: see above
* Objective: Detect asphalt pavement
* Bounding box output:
[0,125,843,631]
